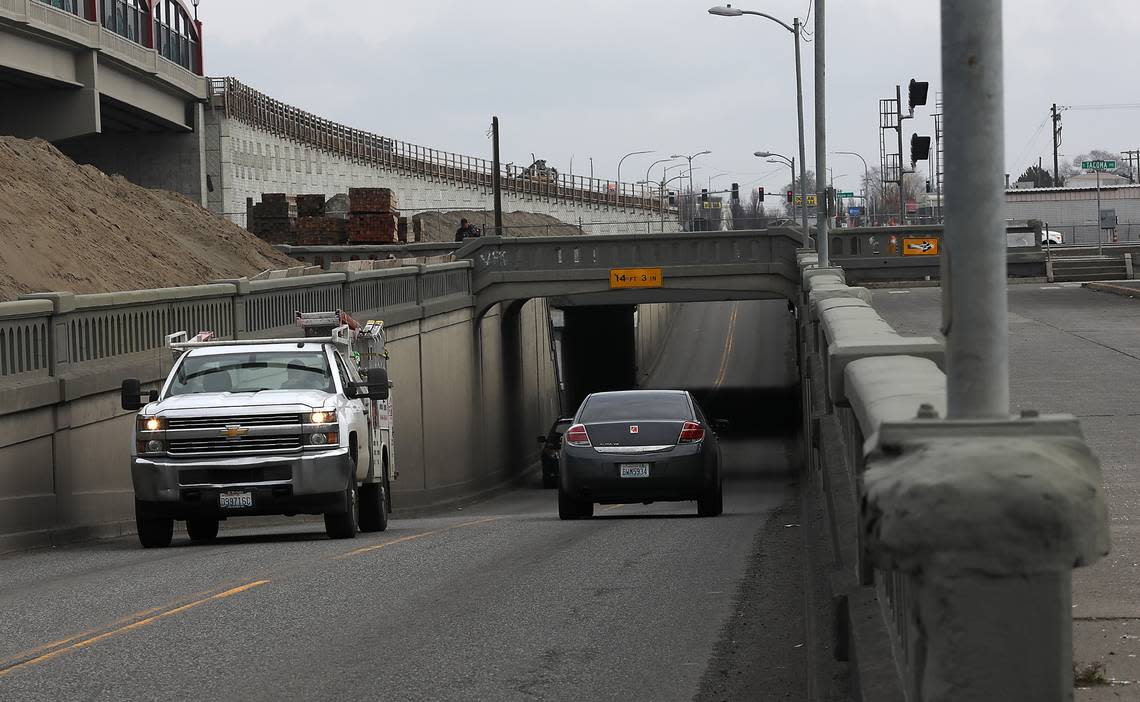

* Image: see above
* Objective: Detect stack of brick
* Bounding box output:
[294,194,348,246]
[347,188,399,244]
[247,194,295,245]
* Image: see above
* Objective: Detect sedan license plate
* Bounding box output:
[620,463,650,478]
[219,491,253,509]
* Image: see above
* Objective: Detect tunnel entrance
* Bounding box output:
[558,305,637,415]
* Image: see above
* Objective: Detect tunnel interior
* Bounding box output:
[553,300,801,441]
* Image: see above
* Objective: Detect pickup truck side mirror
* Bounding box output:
[349,368,390,401]
[121,379,158,411]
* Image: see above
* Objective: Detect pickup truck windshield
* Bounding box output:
[167,350,336,396]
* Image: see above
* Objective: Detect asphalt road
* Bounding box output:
[872,283,1140,697]
[0,300,804,702]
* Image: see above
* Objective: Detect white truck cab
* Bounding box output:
[122,311,395,547]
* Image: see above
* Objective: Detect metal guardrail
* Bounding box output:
[208,77,663,211]
[0,263,472,393]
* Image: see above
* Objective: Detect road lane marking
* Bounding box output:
[713,302,740,389]
[600,504,624,512]
[335,516,501,560]
[887,290,911,294]
[0,579,269,678]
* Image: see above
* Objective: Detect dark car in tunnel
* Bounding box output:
[537,418,573,489]
[558,390,724,519]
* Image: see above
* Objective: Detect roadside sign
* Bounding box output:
[902,237,940,256]
[1082,160,1117,171]
[837,191,855,198]
[610,267,663,289]
[848,206,864,216]
[1099,209,1118,229]
[701,201,721,209]
[793,195,818,207]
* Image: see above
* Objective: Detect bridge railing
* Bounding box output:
[0,262,473,407]
[209,76,663,211]
[797,255,1108,698]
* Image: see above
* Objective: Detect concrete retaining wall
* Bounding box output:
[205,111,665,233]
[0,265,560,553]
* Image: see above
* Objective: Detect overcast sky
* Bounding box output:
[202,1,1139,199]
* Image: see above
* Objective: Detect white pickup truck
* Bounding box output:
[121,311,395,547]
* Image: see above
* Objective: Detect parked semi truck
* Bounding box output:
[121,311,395,547]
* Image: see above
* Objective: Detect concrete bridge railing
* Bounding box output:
[797,254,1109,699]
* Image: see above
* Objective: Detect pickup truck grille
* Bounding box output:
[168,436,304,455]
[167,414,302,430]
[179,466,292,485]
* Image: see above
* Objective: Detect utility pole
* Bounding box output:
[491,116,503,236]
[1051,103,1062,186]
[814,0,828,266]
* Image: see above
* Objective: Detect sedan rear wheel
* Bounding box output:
[558,489,594,520]
[697,478,723,517]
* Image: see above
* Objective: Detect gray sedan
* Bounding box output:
[558,390,724,519]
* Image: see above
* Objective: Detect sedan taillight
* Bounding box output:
[678,421,705,444]
[565,424,591,447]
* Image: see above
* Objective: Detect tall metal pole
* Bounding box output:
[492,116,503,236]
[942,0,1009,419]
[793,17,809,248]
[813,0,828,266]
[1096,167,1103,256]
[1051,103,1061,186]
[896,84,907,224]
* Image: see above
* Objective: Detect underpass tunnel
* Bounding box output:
[552,300,801,448]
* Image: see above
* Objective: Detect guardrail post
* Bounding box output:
[19,292,76,375]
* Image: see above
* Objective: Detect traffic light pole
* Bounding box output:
[942,0,1008,419]
[896,84,907,223]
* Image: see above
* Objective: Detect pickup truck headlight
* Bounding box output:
[137,416,166,432]
[309,411,334,424]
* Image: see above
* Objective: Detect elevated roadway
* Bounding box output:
[0,300,808,700]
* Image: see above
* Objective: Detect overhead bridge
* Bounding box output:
[453,228,804,315]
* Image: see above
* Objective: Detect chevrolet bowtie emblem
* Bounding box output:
[221,425,249,439]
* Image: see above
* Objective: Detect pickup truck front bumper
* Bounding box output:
[132,449,353,519]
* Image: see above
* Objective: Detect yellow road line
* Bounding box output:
[713,302,740,388]
[600,504,625,512]
[335,516,501,560]
[0,580,269,678]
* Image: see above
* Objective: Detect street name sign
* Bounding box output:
[1081,160,1116,171]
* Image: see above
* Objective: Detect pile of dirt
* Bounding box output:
[413,209,580,242]
[0,137,296,301]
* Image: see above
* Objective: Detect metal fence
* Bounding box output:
[209,77,661,211]
[0,262,473,389]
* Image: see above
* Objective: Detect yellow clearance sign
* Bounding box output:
[902,237,940,256]
[610,268,663,289]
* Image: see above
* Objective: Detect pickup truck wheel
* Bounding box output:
[358,481,388,533]
[135,501,173,548]
[324,479,359,540]
[186,517,219,542]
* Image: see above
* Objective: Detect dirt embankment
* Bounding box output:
[0,137,296,301]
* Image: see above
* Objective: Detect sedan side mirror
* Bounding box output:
[712,419,730,433]
[537,435,547,445]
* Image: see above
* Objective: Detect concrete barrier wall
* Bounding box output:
[0,265,560,553]
[634,303,677,386]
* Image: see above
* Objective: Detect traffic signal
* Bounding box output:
[668,191,676,206]
[786,190,794,203]
[731,182,740,202]
[910,133,932,167]
[701,188,708,203]
[925,179,932,193]
[908,79,929,111]
[757,187,765,201]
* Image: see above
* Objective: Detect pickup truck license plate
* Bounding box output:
[620,463,650,478]
[220,491,253,509]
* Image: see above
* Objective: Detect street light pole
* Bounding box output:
[942,0,1008,419]
[617,150,654,207]
[833,151,871,220]
[671,151,711,229]
[814,0,829,266]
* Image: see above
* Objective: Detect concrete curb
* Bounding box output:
[862,277,1048,289]
[1083,281,1140,299]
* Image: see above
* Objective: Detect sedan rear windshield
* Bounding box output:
[167,351,335,396]
[579,393,692,422]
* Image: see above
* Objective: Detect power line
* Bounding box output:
[1011,115,1050,168]
[1060,103,1140,111]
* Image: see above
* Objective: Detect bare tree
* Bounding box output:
[862,168,929,218]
